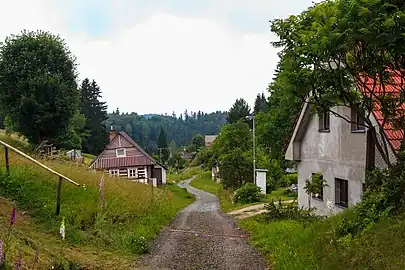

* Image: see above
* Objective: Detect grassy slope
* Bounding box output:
[240,212,405,270]
[0,135,194,269]
[190,171,297,212]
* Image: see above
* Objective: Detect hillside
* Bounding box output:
[0,135,194,269]
[105,111,227,154]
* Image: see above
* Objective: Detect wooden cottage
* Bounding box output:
[89,129,167,185]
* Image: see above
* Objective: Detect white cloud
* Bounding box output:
[1,1,280,115]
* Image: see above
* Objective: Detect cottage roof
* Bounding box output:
[89,131,167,170]
[205,135,217,144]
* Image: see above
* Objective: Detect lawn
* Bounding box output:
[166,166,202,183]
[0,134,194,269]
[239,212,405,269]
[189,171,297,212]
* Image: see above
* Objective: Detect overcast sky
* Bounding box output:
[0,0,317,115]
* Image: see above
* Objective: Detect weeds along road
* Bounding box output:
[135,177,268,270]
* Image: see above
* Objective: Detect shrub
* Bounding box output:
[233,183,264,204]
[263,199,318,222]
[283,173,298,186]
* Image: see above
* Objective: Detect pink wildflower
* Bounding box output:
[0,240,3,263]
[9,206,16,226]
[15,249,22,270]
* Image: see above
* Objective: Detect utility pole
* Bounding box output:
[246,115,256,184]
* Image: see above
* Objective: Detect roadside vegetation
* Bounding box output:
[190,171,297,212]
[0,135,194,269]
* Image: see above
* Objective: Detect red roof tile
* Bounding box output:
[357,72,405,152]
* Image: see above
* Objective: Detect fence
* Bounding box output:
[0,140,80,215]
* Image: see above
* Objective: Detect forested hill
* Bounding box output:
[104,110,227,154]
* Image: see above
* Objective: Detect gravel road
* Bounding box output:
[134,177,269,270]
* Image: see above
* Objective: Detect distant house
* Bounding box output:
[205,135,218,148]
[284,76,401,215]
[89,128,167,186]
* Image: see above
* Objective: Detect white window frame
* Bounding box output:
[109,169,119,177]
[116,148,126,157]
[127,168,137,179]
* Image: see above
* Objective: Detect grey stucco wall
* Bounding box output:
[297,106,367,215]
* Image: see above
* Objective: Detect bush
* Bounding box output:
[233,183,264,204]
[263,199,318,222]
[283,173,298,186]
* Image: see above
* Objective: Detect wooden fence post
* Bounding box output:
[56,176,62,215]
[5,146,9,176]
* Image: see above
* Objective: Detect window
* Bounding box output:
[335,178,349,208]
[312,173,324,201]
[318,111,330,132]
[116,148,126,157]
[351,106,365,132]
[109,169,119,177]
[128,168,137,179]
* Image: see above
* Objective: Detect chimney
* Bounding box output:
[109,125,117,142]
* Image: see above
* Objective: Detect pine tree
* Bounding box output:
[80,78,108,154]
[227,98,251,124]
[253,92,268,114]
[157,127,169,164]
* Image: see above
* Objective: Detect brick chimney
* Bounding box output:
[109,125,117,142]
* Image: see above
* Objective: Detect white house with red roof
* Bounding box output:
[285,76,402,215]
[89,128,167,185]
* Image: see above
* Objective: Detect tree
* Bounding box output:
[271,0,405,167]
[191,134,204,150]
[227,98,251,124]
[0,30,78,146]
[303,173,328,209]
[256,57,303,159]
[157,127,169,164]
[211,122,253,189]
[253,93,268,115]
[167,152,186,172]
[80,78,108,154]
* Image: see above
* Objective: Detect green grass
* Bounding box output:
[166,166,202,183]
[189,171,297,212]
[240,212,405,270]
[0,135,195,269]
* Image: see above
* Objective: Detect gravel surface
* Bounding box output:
[134,177,269,270]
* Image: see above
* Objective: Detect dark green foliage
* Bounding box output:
[0,30,78,147]
[226,98,251,124]
[253,92,268,115]
[191,134,204,150]
[167,152,187,172]
[233,183,264,204]
[79,78,108,154]
[255,57,303,159]
[263,199,317,222]
[283,173,298,186]
[105,111,226,155]
[157,127,169,164]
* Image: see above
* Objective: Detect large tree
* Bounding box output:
[157,127,170,164]
[80,78,108,154]
[271,0,405,167]
[0,30,78,146]
[227,98,251,124]
[253,93,268,115]
[191,134,204,150]
[256,57,303,159]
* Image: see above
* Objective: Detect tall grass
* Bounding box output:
[240,212,405,269]
[0,135,194,268]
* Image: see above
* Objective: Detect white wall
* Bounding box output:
[297,106,368,215]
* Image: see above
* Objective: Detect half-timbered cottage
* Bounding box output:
[89,129,167,185]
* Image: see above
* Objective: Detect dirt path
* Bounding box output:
[134,177,268,270]
[228,200,294,219]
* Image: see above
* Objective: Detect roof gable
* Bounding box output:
[89,131,167,170]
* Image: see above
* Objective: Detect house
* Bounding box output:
[89,128,167,186]
[285,78,401,215]
[205,135,217,148]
